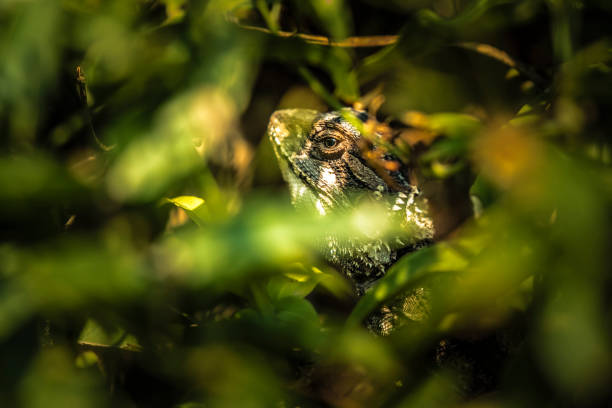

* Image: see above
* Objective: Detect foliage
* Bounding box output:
[1,0,611,407]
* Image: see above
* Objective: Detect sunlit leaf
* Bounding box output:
[166,195,207,226]
[78,319,141,350]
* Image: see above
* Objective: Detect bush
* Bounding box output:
[1,1,611,407]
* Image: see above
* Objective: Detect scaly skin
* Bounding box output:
[267,108,434,334]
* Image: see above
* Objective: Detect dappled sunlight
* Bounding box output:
[1,0,611,406]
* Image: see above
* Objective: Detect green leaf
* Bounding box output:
[426,113,482,139]
[419,138,469,164]
[274,296,319,328]
[347,242,468,327]
[78,319,141,350]
[266,264,350,301]
[469,174,499,209]
[166,195,208,226]
[416,0,514,29]
[309,0,351,40]
[266,268,321,301]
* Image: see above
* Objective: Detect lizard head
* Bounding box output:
[267,108,434,292]
[268,109,393,211]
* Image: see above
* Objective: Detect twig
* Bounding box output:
[454,42,548,88]
[231,19,548,88]
[233,20,398,47]
[76,66,115,151]
[78,340,142,353]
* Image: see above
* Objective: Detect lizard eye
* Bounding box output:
[322,137,338,148]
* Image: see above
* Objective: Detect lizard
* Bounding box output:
[267,108,435,335]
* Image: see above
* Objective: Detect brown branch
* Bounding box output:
[231,19,548,88]
[231,20,398,47]
[78,340,142,353]
[453,42,548,88]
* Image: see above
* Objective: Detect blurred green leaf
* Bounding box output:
[0,0,62,145]
[106,87,236,202]
[78,319,141,350]
[19,348,108,408]
[426,113,482,139]
[185,345,285,406]
[0,154,83,212]
[266,263,350,302]
[307,0,352,40]
[275,296,320,328]
[417,0,513,29]
[0,237,147,340]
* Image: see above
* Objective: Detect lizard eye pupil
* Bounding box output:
[323,137,338,148]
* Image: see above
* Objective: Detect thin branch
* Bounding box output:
[230,19,398,47]
[231,18,548,88]
[76,66,116,151]
[78,340,142,353]
[454,42,548,88]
